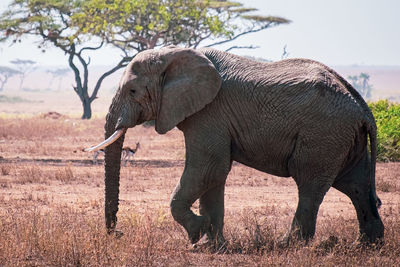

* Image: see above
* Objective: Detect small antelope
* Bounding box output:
[92,142,140,166]
[92,149,105,164]
[121,142,140,166]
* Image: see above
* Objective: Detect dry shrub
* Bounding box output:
[0,178,10,189]
[0,116,92,141]
[225,208,278,253]
[0,164,12,176]
[377,180,399,192]
[14,165,76,185]
[16,165,44,184]
[53,166,75,183]
[4,165,92,186]
[0,208,184,266]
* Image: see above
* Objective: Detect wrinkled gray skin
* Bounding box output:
[104,47,384,248]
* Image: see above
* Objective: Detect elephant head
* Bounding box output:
[86,47,222,233]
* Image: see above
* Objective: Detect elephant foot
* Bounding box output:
[357,235,384,249]
[277,234,292,249]
[277,230,308,248]
[359,219,384,246]
[192,234,227,254]
[114,229,124,239]
[186,215,211,244]
[107,228,124,239]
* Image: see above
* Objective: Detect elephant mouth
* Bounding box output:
[84,128,126,152]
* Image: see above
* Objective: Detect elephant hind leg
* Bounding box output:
[283,179,332,245]
[332,151,384,243]
[285,133,346,244]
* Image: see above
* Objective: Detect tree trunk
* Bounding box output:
[81,95,92,119]
[18,75,25,90]
[0,76,9,91]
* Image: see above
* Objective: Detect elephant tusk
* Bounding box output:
[84,128,126,152]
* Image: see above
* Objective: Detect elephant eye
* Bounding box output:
[130,89,136,96]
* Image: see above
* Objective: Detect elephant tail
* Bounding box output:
[327,66,381,209]
[368,120,382,209]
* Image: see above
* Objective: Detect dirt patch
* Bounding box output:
[0,156,185,168]
[40,111,65,119]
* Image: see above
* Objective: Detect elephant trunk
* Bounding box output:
[102,101,141,233]
[104,112,126,233]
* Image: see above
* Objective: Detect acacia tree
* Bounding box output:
[0,66,21,91]
[348,72,372,99]
[0,0,289,119]
[10,59,37,90]
[47,68,69,90]
[0,0,106,118]
[77,0,289,53]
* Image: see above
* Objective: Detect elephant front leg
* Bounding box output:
[171,123,232,247]
[170,160,231,246]
[198,183,227,250]
[170,167,211,244]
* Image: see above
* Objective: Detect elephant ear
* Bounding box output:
[155,48,222,134]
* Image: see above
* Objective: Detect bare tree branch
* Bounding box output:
[89,56,130,102]
[205,22,273,48]
[75,51,89,91]
[78,41,104,55]
[225,45,260,52]
[67,44,83,97]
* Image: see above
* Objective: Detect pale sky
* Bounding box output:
[0,0,399,67]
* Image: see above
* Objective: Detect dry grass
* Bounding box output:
[0,116,400,266]
[0,207,399,266]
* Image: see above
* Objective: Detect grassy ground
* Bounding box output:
[0,116,399,266]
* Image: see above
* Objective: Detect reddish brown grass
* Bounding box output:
[0,116,399,266]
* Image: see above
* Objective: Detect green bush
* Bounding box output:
[369,100,400,162]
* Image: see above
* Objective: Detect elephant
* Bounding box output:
[86,46,384,249]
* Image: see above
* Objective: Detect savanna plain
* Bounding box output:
[0,91,399,266]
